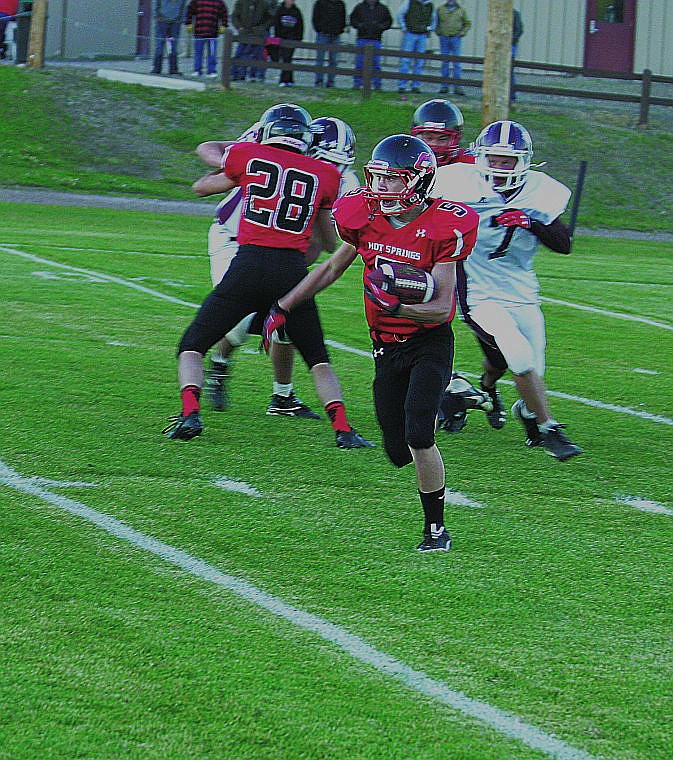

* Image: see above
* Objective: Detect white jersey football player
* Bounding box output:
[196,109,360,418]
[432,120,582,461]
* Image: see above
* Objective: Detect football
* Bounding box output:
[368,262,436,305]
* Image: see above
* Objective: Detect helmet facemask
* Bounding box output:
[472,120,533,192]
[363,135,436,217]
[410,126,462,166]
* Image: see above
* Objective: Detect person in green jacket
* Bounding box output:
[435,0,470,95]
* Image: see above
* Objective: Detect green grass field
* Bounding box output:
[1,201,672,759]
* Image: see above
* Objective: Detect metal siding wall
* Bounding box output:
[45,0,139,58]
[634,2,673,76]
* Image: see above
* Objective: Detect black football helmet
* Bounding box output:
[363,134,437,216]
[308,117,356,172]
[471,120,533,192]
[257,103,313,154]
[411,99,464,165]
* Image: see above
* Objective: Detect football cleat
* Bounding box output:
[335,429,376,449]
[480,376,507,429]
[437,391,467,434]
[266,392,322,420]
[162,411,203,440]
[511,399,544,447]
[542,425,582,461]
[417,527,452,552]
[447,373,493,411]
[204,359,230,412]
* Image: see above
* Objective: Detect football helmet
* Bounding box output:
[363,134,437,216]
[410,99,464,166]
[472,120,533,192]
[308,117,356,173]
[257,103,313,154]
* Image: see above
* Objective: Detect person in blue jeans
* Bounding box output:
[511,8,524,102]
[311,0,346,88]
[396,0,436,96]
[435,0,471,95]
[349,0,392,90]
[186,0,228,77]
[230,0,273,81]
[152,0,188,75]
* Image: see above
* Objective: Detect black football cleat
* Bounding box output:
[204,359,230,412]
[542,425,582,461]
[266,392,322,419]
[480,376,507,429]
[447,373,493,412]
[163,411,203,440]
[417,528,452,552]
[511,399,544,447]
[335,429,375,449]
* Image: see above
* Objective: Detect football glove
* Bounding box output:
[261,302,288,354]
[363,272,401,315]
[492,209,531,229]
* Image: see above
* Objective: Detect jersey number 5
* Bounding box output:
[245,159,317,234]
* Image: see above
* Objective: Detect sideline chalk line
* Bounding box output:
[3,245,672,429]
[0,457,593,760]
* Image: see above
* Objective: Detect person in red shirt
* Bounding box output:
[185,0,228,78]
[263,134,479,551]
[164,104,373,449]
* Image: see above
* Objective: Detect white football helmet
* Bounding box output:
[472,120,533,192]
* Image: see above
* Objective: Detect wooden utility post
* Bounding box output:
[27,0,49,69]
[482,0,514,127]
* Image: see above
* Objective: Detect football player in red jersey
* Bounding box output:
[262,135,479,552]
[410,99,475,166]
[164,105,374,449]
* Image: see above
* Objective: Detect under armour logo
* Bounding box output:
[415,228,427,237]
[373,347,384,358]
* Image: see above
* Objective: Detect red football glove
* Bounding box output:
[363,272,401,315]
[493,209,531,229]
[261,302,288,354]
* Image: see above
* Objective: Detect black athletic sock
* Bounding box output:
[419,487,445,533]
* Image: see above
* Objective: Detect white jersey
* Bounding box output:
[339,168,361,196]
[433,164,571,306]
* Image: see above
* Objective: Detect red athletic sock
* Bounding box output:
[325,400,351,433]
[181,385,201,417]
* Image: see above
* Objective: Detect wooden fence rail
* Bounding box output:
[219,30,673,126]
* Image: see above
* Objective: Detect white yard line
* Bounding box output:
[2,245,672,429]
[541,297,673,331]
[0,457,593,760]
[616,495,673,516]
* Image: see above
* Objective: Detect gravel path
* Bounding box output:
[2,186,673,243]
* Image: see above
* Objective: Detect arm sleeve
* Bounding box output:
[529,216,572,254]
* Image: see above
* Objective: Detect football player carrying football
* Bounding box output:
[164,105,373,449]
[432,120,582,461]
[263,134,479,552]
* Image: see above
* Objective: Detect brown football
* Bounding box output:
[367,262,436,305]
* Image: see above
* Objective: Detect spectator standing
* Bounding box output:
[349,0,392,91]
[152,0,188,75]
[185,0,228,78]
[435,0,471,95]
[511,8,523,102]
[230,0,273,81]
[273,0,303,86]
[311,0,346,88]
[396,0,436,97]
[0,0,17,61]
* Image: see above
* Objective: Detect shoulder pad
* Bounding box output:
[333,189,371,230]
[424,199,480,240]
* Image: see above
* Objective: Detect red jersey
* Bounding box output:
[222,142,341,253]
[334,190,479,342]
[453,149,475,164]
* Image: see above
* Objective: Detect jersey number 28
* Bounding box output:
[245,159,317,234]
